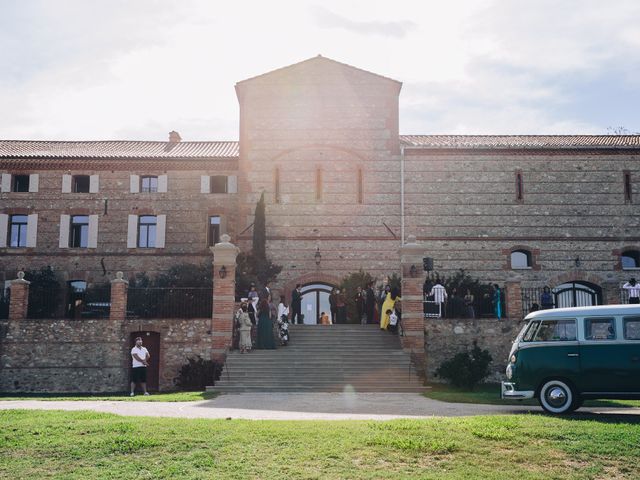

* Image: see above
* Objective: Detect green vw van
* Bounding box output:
[502,305,640,414]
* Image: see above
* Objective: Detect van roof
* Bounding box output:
[525,304,640,320]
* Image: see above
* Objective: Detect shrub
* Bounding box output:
[175,356,222,390]
[339,269,376,323]
[435,342,492,390]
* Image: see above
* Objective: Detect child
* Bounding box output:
[387,308,398,334]
[320,311,330,325]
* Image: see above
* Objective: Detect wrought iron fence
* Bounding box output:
[28,286,64,319]
[0,286,9,319]
[127,287,212,319]
[521,287,547,316]
[77,285,111,319]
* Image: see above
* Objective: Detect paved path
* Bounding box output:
[1,393,639,420]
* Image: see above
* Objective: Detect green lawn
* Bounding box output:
[424,383,640,408]
[0,391,217,402]
[1,410,639,479]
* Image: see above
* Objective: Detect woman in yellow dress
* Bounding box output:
[380,287,400,330]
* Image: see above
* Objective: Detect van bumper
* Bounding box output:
[501,382,535,400]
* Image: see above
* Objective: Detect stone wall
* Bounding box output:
[0,317,213,393]
[424,317,526,383]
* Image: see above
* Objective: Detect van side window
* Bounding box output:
[584,317,616,340]
[522,321,540,342]
[623,317,640,340]
[534,319,577,342]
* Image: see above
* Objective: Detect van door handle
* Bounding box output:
[567,353,579,357]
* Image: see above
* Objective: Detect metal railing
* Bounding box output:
[77,285,111,319]
[127,287,212,319]
[28,286,64,319]
[0,287,9,319]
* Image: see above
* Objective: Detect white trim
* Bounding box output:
[59,214,70,248]
[28,174,39,192]
[26,214,38,247]
[89,175,99,193]
[200,175,210,193]
[227,175,237,194]
[1,174,10,193]
[62,174,72,193]
[88,215,99,248]
[130,175,140,193]
[127,214,138,248]
[0,214,7,247]
[158,174,168,193]
[155,214,166,248]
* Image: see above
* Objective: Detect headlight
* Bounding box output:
[506,363,513,380]
[510,354,517,364]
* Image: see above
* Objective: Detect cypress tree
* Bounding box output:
[252,191,266,260]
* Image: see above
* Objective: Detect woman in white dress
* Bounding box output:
[236,303,253,353]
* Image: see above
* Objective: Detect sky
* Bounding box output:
[1,0,639,141]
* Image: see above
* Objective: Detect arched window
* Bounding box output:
[511,249,532,269]
[621,250,640,269]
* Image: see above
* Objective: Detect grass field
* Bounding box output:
[1,410,639,479]
[424,383,640,408]
[0,391,218,402]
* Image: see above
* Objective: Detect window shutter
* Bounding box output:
[127,214,138,248]
[158,174,168,193]
[62,174,72,193]
[28,174,39,192]
[0,214,7,247]
[156,214,166,248]
[227,175,238,194]
[200,175,210,193]
[88,215,99,248]
[1,174,10,193]
[26,214,38,247]
[89,175,99,193]
[130,175,140,193]
[59,214,70,248]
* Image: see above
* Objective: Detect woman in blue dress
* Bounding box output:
[256,298,276,349]
[492,284,502,319]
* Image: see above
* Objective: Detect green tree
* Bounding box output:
[339,269,376,323]
[252,191,266,260]
[435,342,492,390]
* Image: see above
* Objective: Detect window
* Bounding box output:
[623,317,640,340]
[274,168,280,204]
[9,215,28,247]
[316,168,322,201]
[141,176,158,193]
[211,176,228,194]
[624,171,632,203]
[511,250,532,269]
[12,175,30,192]
[622,250,640,269]
[533,319,577,342]
[584,317,616,340]
[70,215,89,248]
[72,175,90,193]
[515,171,524,201]
[208,216,221,246]
[357,168,363,204]
[138,215,157,248]
[522,321,540,342]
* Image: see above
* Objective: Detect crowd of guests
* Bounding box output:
[423,279,503,319]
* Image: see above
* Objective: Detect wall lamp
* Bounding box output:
[218,265,227,279]
[314,247,322,266]
[409,265,417,277]
[574,256,581,268]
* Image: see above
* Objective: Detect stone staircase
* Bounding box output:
[208,324,426,393]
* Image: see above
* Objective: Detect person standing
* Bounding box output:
[277,296,289,322]
[336,289,347,324]
[429,280,448,318]
[130,336,150,396]
[380,287,401,331]
[355,286,366,325]
[492,284,502,319]
[540,286,554,310]
[237,303,253,353]
[463,289,475,319]
[291,284,302,325]
[377,284,390,324]
[329,288,338,325]
[365,281,376,324]
[256,298,276,349]
[623,278,640,304]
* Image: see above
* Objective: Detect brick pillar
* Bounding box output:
[9,271,30,320]
[505,281,522,320]
[399,235,427,376]
[210,234,240,362]
[110,271,128,321]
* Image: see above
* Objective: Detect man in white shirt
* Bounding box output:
[429,281,448,318]
[130,336,150,396]
[623,278,640,304]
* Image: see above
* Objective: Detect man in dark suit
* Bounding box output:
[291,284,302,324]
[365,281,376,324]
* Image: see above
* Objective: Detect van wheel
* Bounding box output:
[538,380,575,414]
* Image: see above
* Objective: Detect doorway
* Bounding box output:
[553,281,602,308]
[129,331,160,391]
[300,283,334,324]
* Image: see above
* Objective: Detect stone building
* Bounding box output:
[2,55,639,322]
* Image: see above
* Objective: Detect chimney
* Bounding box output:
[168,131,182,143]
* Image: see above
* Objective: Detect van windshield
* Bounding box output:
[522,321,540,342]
